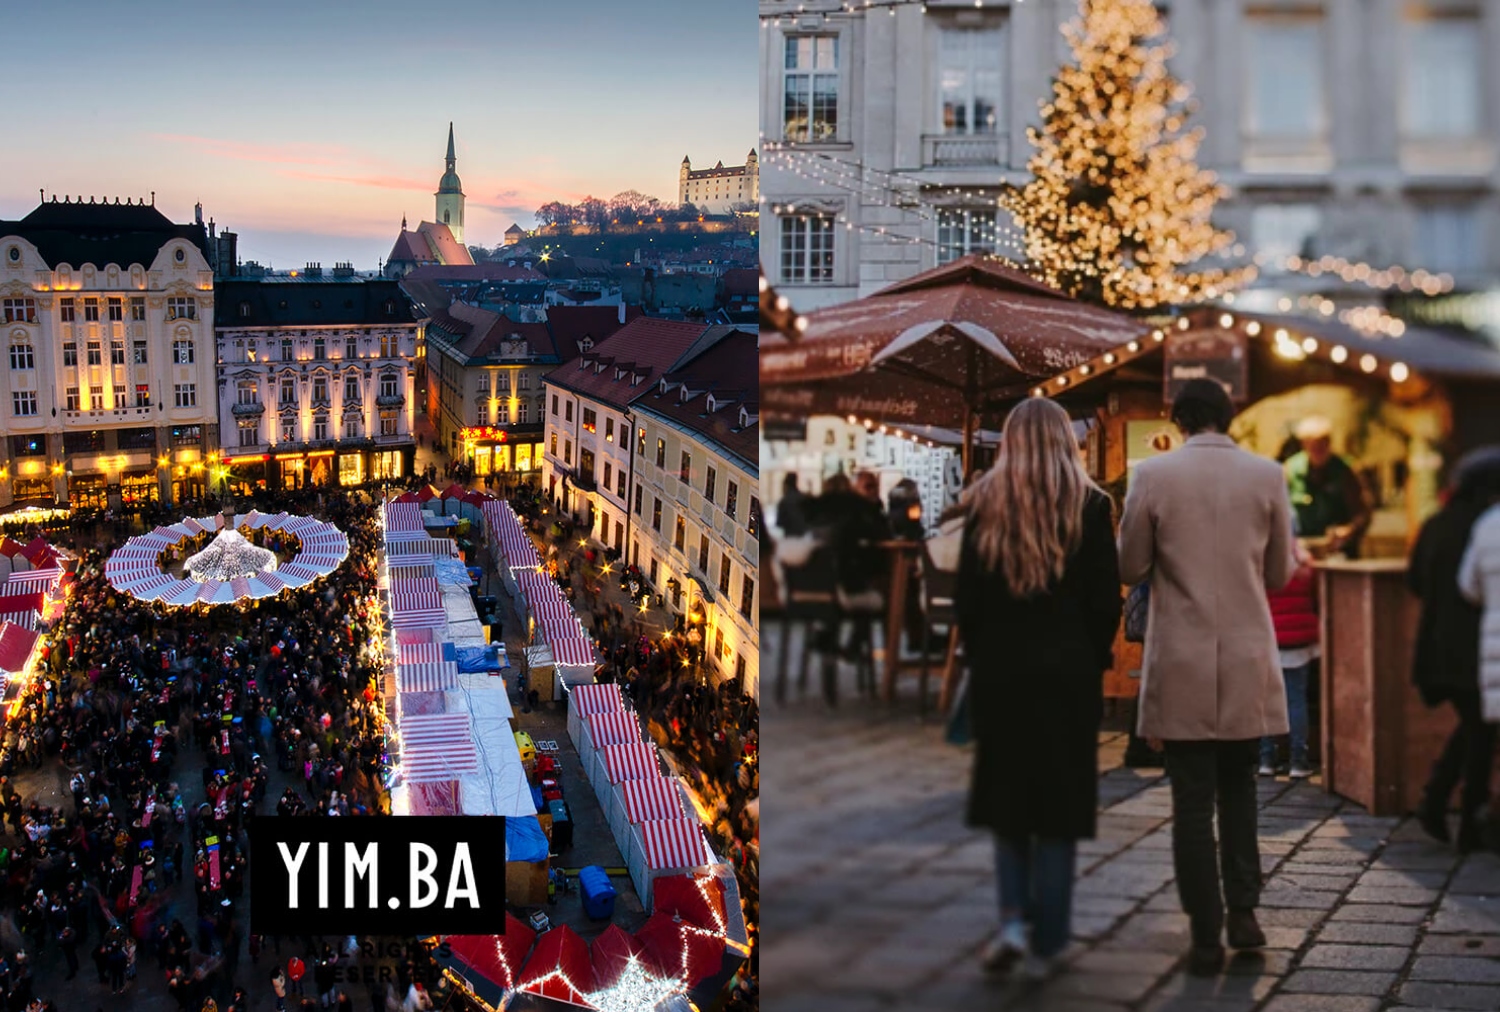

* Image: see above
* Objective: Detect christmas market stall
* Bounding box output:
[1033,304,1500,814]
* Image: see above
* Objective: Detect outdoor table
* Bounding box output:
[879,540,927,703]
[1317,558,1452,816]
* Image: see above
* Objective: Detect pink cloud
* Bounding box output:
[277,170,434,191]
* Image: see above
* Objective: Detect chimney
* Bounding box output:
[304,263,322,277]
[617,303,626,325]
[332,262,355,278]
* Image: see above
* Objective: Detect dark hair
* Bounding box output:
[1170,379,1235,435]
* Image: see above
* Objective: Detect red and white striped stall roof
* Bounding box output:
[390,610,446,631]
[283,516,323,534]
[0,622,40,676]
[395,628,435,645]
[546,636,596,667]
[587,711,640,747]
[151,525,185,541]
[601,743,658,783]
[396,661,460,694]
[621,778,686,824]
[571,683,625,716]
[0,612,36,631]
[398,642,446,666]
[638,818,712,872]
[397,713,480,783]
[385,503,427,542]
[389,578,441,612]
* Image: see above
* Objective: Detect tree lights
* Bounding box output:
[1002,0,1250,309]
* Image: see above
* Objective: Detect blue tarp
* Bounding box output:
[455,644,506,673]
[506,815,549,863]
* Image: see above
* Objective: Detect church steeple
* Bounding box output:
[435,122,465,246]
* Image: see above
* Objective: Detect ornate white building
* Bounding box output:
[0,196,221,509]
[213,274,419,491]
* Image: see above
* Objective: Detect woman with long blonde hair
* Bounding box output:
[957,397,1122,980]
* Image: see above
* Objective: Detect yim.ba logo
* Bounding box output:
[250,816,507,935]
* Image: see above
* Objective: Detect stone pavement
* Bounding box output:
[762,689,1500,1011]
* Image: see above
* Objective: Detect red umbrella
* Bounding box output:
[651,874,727,936]
[635,912,725,988]
[444,914,537,995]
[515,924,595,1007]
[440,483,466,500]
[589,923,645,990]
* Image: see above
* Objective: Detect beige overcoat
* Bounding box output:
[1119,433,1297,741]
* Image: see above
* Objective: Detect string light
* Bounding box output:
[585,956,684,1012]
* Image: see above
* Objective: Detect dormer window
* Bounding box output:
[705,394,717,412]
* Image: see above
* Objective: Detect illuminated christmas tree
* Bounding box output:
[1002,0,1251,309]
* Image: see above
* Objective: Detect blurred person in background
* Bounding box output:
[1285,416,1371,558]
[957,397,1122,981]
[776,473,810,537]
[1412,448,1500,850]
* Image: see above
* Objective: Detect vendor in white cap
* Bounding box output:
[1285,415,1372,557]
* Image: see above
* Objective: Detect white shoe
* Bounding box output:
[1257,763,1277,777]
[981,922,1027,975]
[1289,763,1315,779]
[1021,952,1055,982]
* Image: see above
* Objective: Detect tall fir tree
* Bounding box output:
[1001,0,1250,309]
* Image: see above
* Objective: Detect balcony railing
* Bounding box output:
[231,400,265,416]
[922,133,1007,168]
[376,393,406,407]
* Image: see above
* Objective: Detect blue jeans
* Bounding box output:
[1260,662,1311,767]
[995,835,1076,959]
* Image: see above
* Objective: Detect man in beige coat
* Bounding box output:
[1119,379,1297,975]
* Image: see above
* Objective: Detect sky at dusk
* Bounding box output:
[0,1,754,270]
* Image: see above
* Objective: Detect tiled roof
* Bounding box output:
[634,328,758,472]
[214,279,416,328]
[426,302,633,365]
[0,198,211,270]
[542,317,711,410]
[403,263,544,283]
[386,221,474,267]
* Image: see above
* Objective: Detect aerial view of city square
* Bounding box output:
[0,3,756,1011]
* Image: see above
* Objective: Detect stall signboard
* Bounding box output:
[1164,329,1249,404]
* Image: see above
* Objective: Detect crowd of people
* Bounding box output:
[0,483,393,1011]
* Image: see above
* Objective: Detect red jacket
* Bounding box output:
[1268,568,1318,648]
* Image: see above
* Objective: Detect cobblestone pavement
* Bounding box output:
[763,679,1500,1012]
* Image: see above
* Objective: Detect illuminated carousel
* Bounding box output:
[103,510,349,605]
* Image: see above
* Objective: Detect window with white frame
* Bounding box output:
[237,381,257,406]
[380,411,397,436]
[280,382,297,406]
[133,342,147,364]
[130,297,145,321]
[1246,15,1325,138]
[8,344,33,370]
[937,208,999,264]
[166,297,195,320]
[281,417,297,443]
[1415,205,1482,275]
[1403,11,1480,139]
[939,27,1003,135]
[174,384,196,408]
[518,399,529,424]
[172,340,194,364]
[779,214,835,284]
[65,387,79,411]
[380,374,398,398]
[344,375,359,402]
[314,414,328,441]
[112,383,125,406]
[312,376,328,403]
[784,35,839,142]
[90,386,104,410]
[1,298,36,323]
[477,402,488,425]
[344,417,362,440]
[238,419,259,447]
[1251,205,1322,273]
[11,391,36,416]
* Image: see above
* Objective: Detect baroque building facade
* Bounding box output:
[212,275,419,491]
[0,197,221,509]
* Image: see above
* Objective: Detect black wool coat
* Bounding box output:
[1408,496,1488,706]
[956,490,1123,840]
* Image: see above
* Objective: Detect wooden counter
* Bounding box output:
[1318,558,1455,816]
